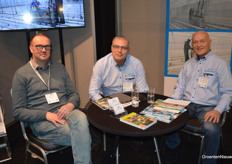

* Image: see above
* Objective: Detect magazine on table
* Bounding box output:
[140,106,186,123]
[153,98,191,113]
[92,97,111,110]
[92,93,132,110]
[120,112,157,130]
[140,99,189,123]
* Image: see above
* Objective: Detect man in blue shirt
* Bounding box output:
[88,36,148,157]
[89,36,148,101]
[165,31,232,164]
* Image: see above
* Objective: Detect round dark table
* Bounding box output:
[87,93,189,164]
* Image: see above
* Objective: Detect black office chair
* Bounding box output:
[181,111,227,164]
[20,121,70,164]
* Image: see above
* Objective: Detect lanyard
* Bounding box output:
[29,61,51,91]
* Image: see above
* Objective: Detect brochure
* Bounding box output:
[120,112,157,130]
[140,98,189,123]
[92,93,132,110]
[140,106,186,123]
[92,97,111,110]
[153,98,191,113]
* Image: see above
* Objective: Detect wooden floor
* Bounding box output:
[3,110,232,164]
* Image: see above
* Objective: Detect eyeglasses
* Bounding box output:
[33,45,51,51]
[192,40,207,45]
[112,45,129,51]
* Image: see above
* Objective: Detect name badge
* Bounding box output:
[198,77,208,88]
[123,82,133,92]
[45,92,59,104]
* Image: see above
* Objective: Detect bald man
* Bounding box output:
[165,31,232,164]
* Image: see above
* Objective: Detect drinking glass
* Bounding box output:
[147,88,155,107]
[131,90,139,107]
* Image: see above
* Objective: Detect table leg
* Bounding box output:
[153,137,161,164]
[103,131,106,151]
[110,135,120,164]
[116,145,119,164]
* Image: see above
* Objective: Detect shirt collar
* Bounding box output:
[111,53,130,69]
[195,51,213,61]
[30,58,51,70]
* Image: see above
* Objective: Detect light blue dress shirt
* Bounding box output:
[171,51,232,113]
[89,53,148,100]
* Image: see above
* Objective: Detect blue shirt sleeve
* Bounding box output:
[88,61,104,101]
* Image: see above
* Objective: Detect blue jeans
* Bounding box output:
[30,109,92,164]
[166,103,221,164]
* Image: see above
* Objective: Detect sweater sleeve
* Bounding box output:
[12,68,47,122]
[63,66,80,107]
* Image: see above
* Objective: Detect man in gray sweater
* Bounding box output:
[12,33,91,164]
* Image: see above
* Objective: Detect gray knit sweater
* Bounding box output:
[12,61,80,123]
